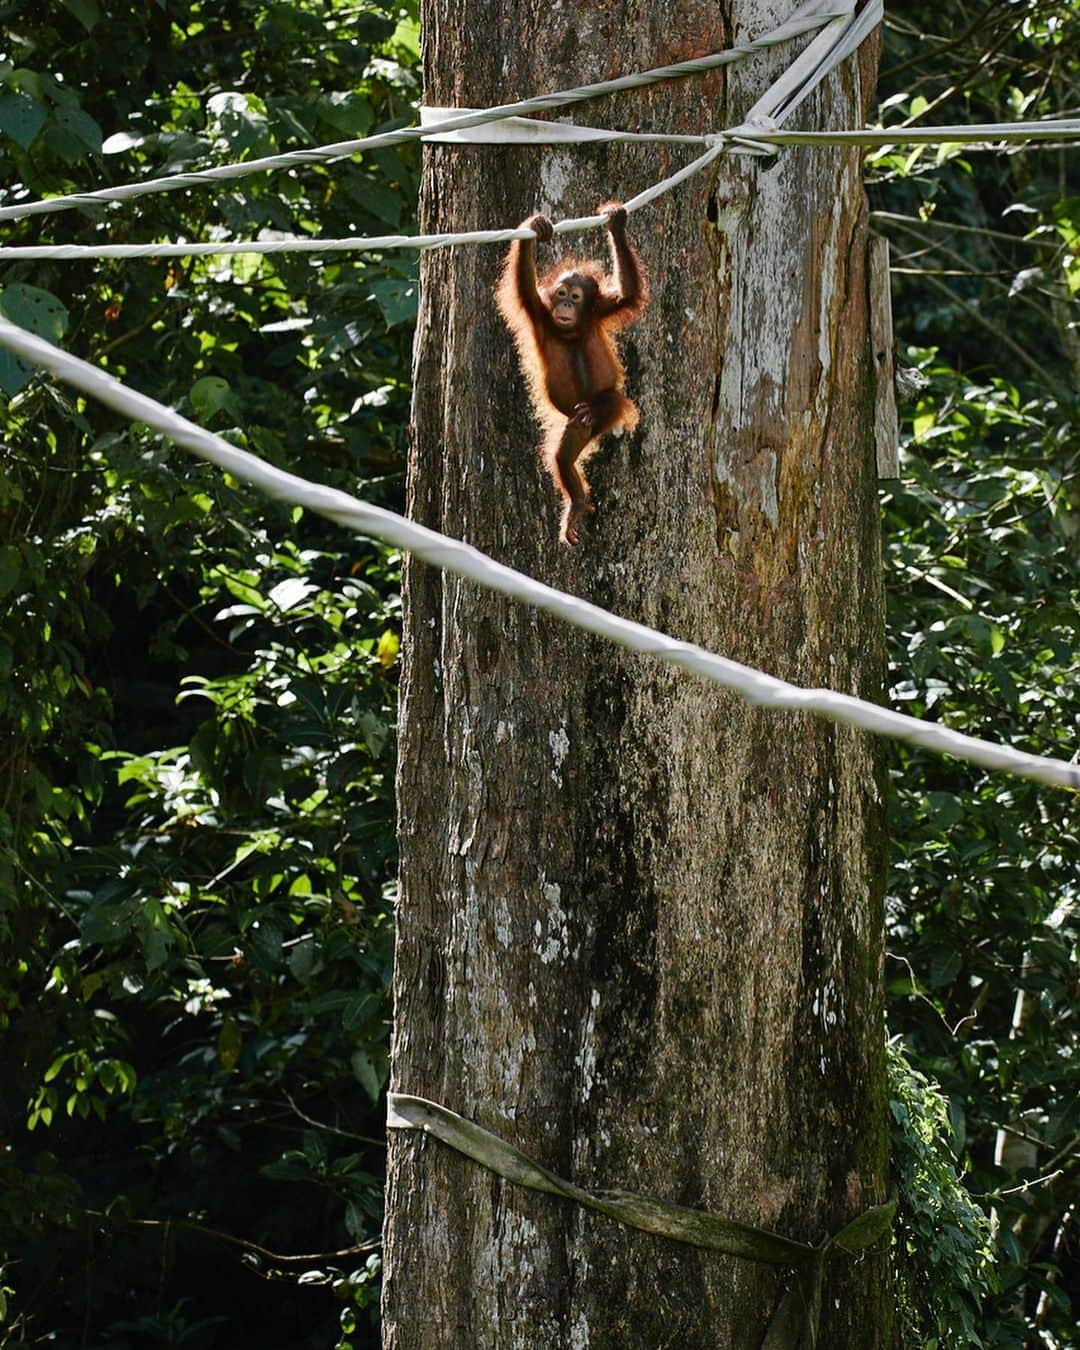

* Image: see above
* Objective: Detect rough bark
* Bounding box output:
[383,2,890,1346]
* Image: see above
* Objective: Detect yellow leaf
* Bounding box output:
[217,1016,242,1072]
[377,629,399,668]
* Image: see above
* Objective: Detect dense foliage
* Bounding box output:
[0,1,1075,1347]
[873,3,1079,1342]
[889,1040,996,1347]
[0,2,416,1345]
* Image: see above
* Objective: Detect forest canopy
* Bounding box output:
[0,1,1076,1346]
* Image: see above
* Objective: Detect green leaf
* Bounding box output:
[351,12,395,42]
[289,939,321,984]
[139,902,173,971]
[260,1160,311,1183]
[344,1200,369,1241]
[928,948,962,988]
[926,791,962,830]
[0,91,46,147]
[190,375,235,422]
[0,544,21,601]
[351,1049,381,1102]
[0,283,70,337]
[391,15,421,59]
[316,92,373,138]
[242,748,283,805]
[359,710,388,757]
[989,662,1019,705]
[60,0,101,30]
[207,90,272,155]
[367,277,418,327]
[302,1131,327,1165]
[248,917,285,970]
[80,900,134,944]
[43,1054,71,1083]
[0,284,70,395]
[342,993,379,1032]
[49,105,104,157]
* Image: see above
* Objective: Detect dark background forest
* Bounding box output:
[0,1,1076,1345]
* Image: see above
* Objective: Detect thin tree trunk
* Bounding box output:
[383,3,890,1346]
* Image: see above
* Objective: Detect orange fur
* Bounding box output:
[496,207,649,543]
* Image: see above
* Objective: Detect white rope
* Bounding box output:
[5,114,1075,264]
[416,109,1080,152]
[2,0,1069,272]
[742,7,859,128]
[0,0,871,266]
[4,1,1070,790]
[725,116,1080,148]
[0,0,850,225]
[419,111,710,145]
[0,231,531,262]
[1,318,1074,792]
[0,143,731,262]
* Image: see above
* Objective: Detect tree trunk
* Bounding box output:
[383,3,890,1346]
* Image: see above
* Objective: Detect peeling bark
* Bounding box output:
[383,3,891,1346]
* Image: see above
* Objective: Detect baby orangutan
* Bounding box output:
[496,203,650,544]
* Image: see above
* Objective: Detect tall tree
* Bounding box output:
[384,2,890,1344]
